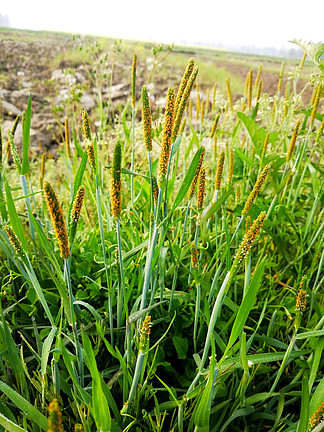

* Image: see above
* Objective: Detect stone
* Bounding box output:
[1,100,21,117]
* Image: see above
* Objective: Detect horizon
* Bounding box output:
[1,0,324,58]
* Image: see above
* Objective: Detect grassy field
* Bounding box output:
[0,31,323,431]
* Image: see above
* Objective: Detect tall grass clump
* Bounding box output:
[0,36,323,432]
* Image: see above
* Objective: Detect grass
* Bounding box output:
[0,33,323,432]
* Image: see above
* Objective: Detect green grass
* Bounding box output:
[0,34,323,432]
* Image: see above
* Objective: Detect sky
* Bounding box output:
[1,0,324,52]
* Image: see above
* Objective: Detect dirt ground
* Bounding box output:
[0,29,314,154]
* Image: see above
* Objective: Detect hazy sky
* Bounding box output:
[2,0,324,50]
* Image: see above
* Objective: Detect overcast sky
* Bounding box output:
[2,0,324,50]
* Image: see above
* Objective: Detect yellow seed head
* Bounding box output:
[316,116,324,142]
[196,89,200,122]
[132,53,137,108]
[173,66,199,141]
[261,133,270,163]
[299,52,307,71]
[70,186,86,225]
[86,143,96,172]
[205,89,209,115]
[310,84,322,125]
[110,140,122,218]
[140,316,152,352]
[245,215,252,233]
[254,64,262,89]
[197,166,206,211]
[152,176,158,206]
[43,180,70,260]
[74,425,83,432]
[200,100,205,124]
[232,211,266,270]
[65,118,70,158]
[212,84,216,112]
[40,152,46,188]
[242,165,269,216]
[215,150,225,191]
[157,87,174,185]
[82,110,92,141]
[210,114,220,139]
[142,85,153,152]
[5,226,26,258]
[309,400,324,429]
[228,147,234,184]
[188,147,205,199]
[47,399,63,432]
[191,243,199,269]
[277,62,284,93]
[236,185,241,204]
[248,69,253,110]
[174,57,195,121]
[256,79,263,103]
[286,120,301,162]
[225,78,233,111]
[179,118,187,135]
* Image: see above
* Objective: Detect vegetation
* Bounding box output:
[0,34,323,432]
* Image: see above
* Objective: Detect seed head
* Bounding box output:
[152,176,158,206]
[173,66,199,141]
[277,62,284,93]
[241,165,269,216]
[131,53,137,108]
[8,130,21,174]
[110,140,122,218]
[70,186,86,225]
[47,399,63,432]
[188,147,205,200]
[245,215,252,233]
[212,84,217,112]
[247,69,253,110]
[74,425,83,432]
[65,118,71,158]
[286,120,301,162]
[214,150,225,191]
[225,78,233,112]
[310,83,322,126]
[309,400,324,429]
[139,316,152,352]
[179,117,187,135]
[316,116,324,142]
[256,79,263,103]
[174,57,195,121]
[228,147,234,184]
[82,110,92,141]
[142,85,152,152]
[230,212,266,281]
[254,64,262,89]
[296,276,308,313]
[197,166,206,211]
[157,87,174,185]
[5,225,26,258]
[86,143,96,172]
[261,133,270,164]
[191,243,199,269]
[43,180,70,260]
[210,114,220,139]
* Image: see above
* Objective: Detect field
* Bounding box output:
[0,29,323,431]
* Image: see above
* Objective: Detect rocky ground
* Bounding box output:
[0,29,312,157]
